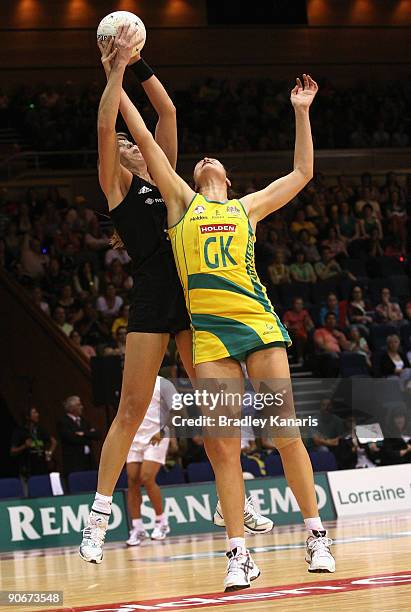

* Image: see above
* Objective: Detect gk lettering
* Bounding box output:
[204,236,237,269]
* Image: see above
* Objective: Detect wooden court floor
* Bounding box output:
[1,513,411,612]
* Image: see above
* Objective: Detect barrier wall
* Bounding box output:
[1,466,410,552]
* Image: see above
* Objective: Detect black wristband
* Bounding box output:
[131,58,154,83]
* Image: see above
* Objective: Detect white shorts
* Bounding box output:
[126,437,169,465]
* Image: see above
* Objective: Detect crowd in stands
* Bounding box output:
[1,77,411,153]
[2,166,411,478]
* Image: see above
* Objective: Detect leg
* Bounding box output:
[126,462,142,520]
[96,332,169,496]
[195,358,245,540]
[175,329,196,380]
[246,347,335,573]
[140,460,163,516]
[246,347,318,518]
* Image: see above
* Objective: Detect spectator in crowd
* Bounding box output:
[31,286,50,315]
[359,204,383,240]
[381,406,411,465]
[338,201,360,243]
[76,301,110,347]
[104,246,131,267]
[283,297,314,364]
[289,250,316,284]
[58,396,100,477]
[10,407,57,477]
[84,224,110,251]
[314,312,350,376]
[20,233,49,279]
[104,259,133,292]
[380,334,411,389]
[386,190,407,254]
[319,292,345,327]
[315,247,344,281]
[321,226,348,260]
[355,187,382,219]
[311,399,346,453]
[73,261,99,298]
[112,303,130,336]
[337,415,381,469]
[56,284,82,325]
[96,284,123,319]
[104,326,127,358]
[294,229,320,263]
[290,208,318,237]
[69,329,96,360]
[375,288,404,326]
[42,257,69,297]
[267,251,290,286]
[367,227,384,257]
[347,326,371,368]
[347,285,373,332]
[53,305,73,336]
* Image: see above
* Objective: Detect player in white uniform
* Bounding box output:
[126,376,177,545]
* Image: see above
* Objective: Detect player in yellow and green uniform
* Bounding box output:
[114,39,335,590]
[169,193,291,364]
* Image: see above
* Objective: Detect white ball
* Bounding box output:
[97,11,146,58]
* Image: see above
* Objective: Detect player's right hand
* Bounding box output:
[114,23,139,67]
[98,37,117,78]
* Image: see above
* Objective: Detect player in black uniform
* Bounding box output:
[80,24,193,563]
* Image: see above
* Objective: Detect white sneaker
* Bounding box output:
[224,547,253,592]
[151,523,170,540]
[305,530,336,573]
[79,512,109,564]
[226,550,260,582]
[126,528,148,547]
[214,496,274,534]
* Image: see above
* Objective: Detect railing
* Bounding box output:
[1,147,411,182]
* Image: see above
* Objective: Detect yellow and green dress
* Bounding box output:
[168,194,291,365]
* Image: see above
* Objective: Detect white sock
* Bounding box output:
[132,518,144,531]
[229,537,246,553]
[91,492,112,516]
[155,513,167,525]
[304,517,325,533]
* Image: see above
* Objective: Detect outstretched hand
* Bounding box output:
[290,74,318,110]
[98,38,117,78]
[114,22,139,67]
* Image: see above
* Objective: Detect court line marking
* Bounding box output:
[31,571,411,612]
[3,529,411,581]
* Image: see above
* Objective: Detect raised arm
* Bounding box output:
[110,28,194,224]
[242,75,318,227]
[97,34,132,207]
[100,42,177,169]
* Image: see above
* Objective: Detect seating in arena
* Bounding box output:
[0,478,25,499]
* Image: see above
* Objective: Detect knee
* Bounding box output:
[127,476,141,490]
[140,471,156,487]
[117,394,148,429]
[204,439,240,465]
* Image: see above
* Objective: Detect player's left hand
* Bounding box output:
[150,432,162,446]
[290,74,318,109]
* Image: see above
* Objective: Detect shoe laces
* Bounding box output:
[82,516,107,546]
[227,548,252,576]
[244,496,259,521]
[308,534,333,554]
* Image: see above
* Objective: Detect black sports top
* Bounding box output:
[109,175,170,271]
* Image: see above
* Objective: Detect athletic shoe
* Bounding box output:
[151,523,170,540]
[305,530,336,573]
[79,512,109,564]
[224,547,253,592]
[226,550,260,582]
[214,496,274,534]
[126,528,149,547]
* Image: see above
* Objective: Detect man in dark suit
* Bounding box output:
[58,396,100,476]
